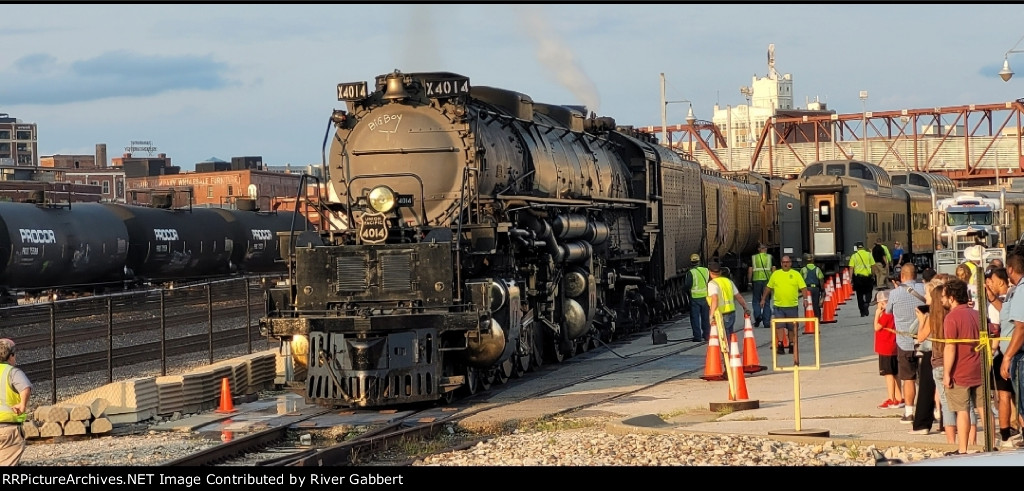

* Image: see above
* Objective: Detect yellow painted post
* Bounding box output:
[714,310,736,399]
[794,365,802,431]
[771,316,821,433]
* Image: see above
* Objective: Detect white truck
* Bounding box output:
[929,190,1007,275]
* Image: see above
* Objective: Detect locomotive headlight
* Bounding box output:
[367,186,397,213]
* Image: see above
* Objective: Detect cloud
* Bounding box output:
[13,53,58,74]
[3,51,235,105]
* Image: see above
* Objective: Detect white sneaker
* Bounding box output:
[1000,439,1017,449]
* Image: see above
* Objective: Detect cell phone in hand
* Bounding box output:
[917,305,929,314]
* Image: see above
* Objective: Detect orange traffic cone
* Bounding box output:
[728,334,750,401]
[843,269,852,300]
[821,287,836,323]
[700,328,726,381]
[833,273,843,304]
[741,314,766,373]
[803,290,816,334]
[824,278,834,310]
[215,377,235,413]
[827,278,835,313]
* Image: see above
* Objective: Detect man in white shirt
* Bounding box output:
[707,262,752,340]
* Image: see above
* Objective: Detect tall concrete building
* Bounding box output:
[711,44,833,150]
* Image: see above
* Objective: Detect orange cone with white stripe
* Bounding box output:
[832,273,839,303]
[825,277,835,312]
[741,314,766,373]
[701,328,726,381]
[728,334,750,401]
[803,290,816,334]
[843,269,852,300]
[821,287,836,323]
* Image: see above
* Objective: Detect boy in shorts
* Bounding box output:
[873,290,903,408]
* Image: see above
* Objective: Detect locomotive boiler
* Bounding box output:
[260,70,764,408]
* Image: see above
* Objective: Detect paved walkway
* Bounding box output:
[569,289,1007,453]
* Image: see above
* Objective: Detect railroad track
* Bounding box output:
[161,330,706,466]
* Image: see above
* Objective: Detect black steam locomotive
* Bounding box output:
[260,70,771,408]
[0,195,304,297]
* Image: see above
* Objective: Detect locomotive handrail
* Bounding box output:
[351,146,458,156]
[495,194,649,206]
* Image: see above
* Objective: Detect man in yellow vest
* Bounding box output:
[849,241,877,317]
[760,255,807,354]
[748,243,776,329]
[963,244,984,305]
[683,253,711,342]
[707,262,752,340]
[0,338,31,466]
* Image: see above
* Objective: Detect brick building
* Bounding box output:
[126,169,303,209]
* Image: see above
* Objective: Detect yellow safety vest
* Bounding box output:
[965,261,978,283]
[712,277,735,313]
[0,364,25,424]
[751,253,772,282]
[689,267,709,299]
[849,250,874,277]
[881,244,892,263]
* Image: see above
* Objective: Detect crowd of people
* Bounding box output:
[871,244,1024,455]
[688,238,1023,456]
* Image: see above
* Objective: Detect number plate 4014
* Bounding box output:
[359,212,389,244]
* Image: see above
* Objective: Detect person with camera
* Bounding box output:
[886,263,927,425]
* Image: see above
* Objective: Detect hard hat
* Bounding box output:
[803,253,813,262]
[690,253,700,263]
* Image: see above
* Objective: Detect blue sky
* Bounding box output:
[3,4,1024,170]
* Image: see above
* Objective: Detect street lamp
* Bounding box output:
[859,90,869,160]
[999,34,1024,82]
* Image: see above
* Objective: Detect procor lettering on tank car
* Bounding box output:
[0,199,306,296]
[0,201,130,289]
[259,69,769,409]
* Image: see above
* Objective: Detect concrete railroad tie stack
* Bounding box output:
[30,349,278,438]
[25,399,113,438]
